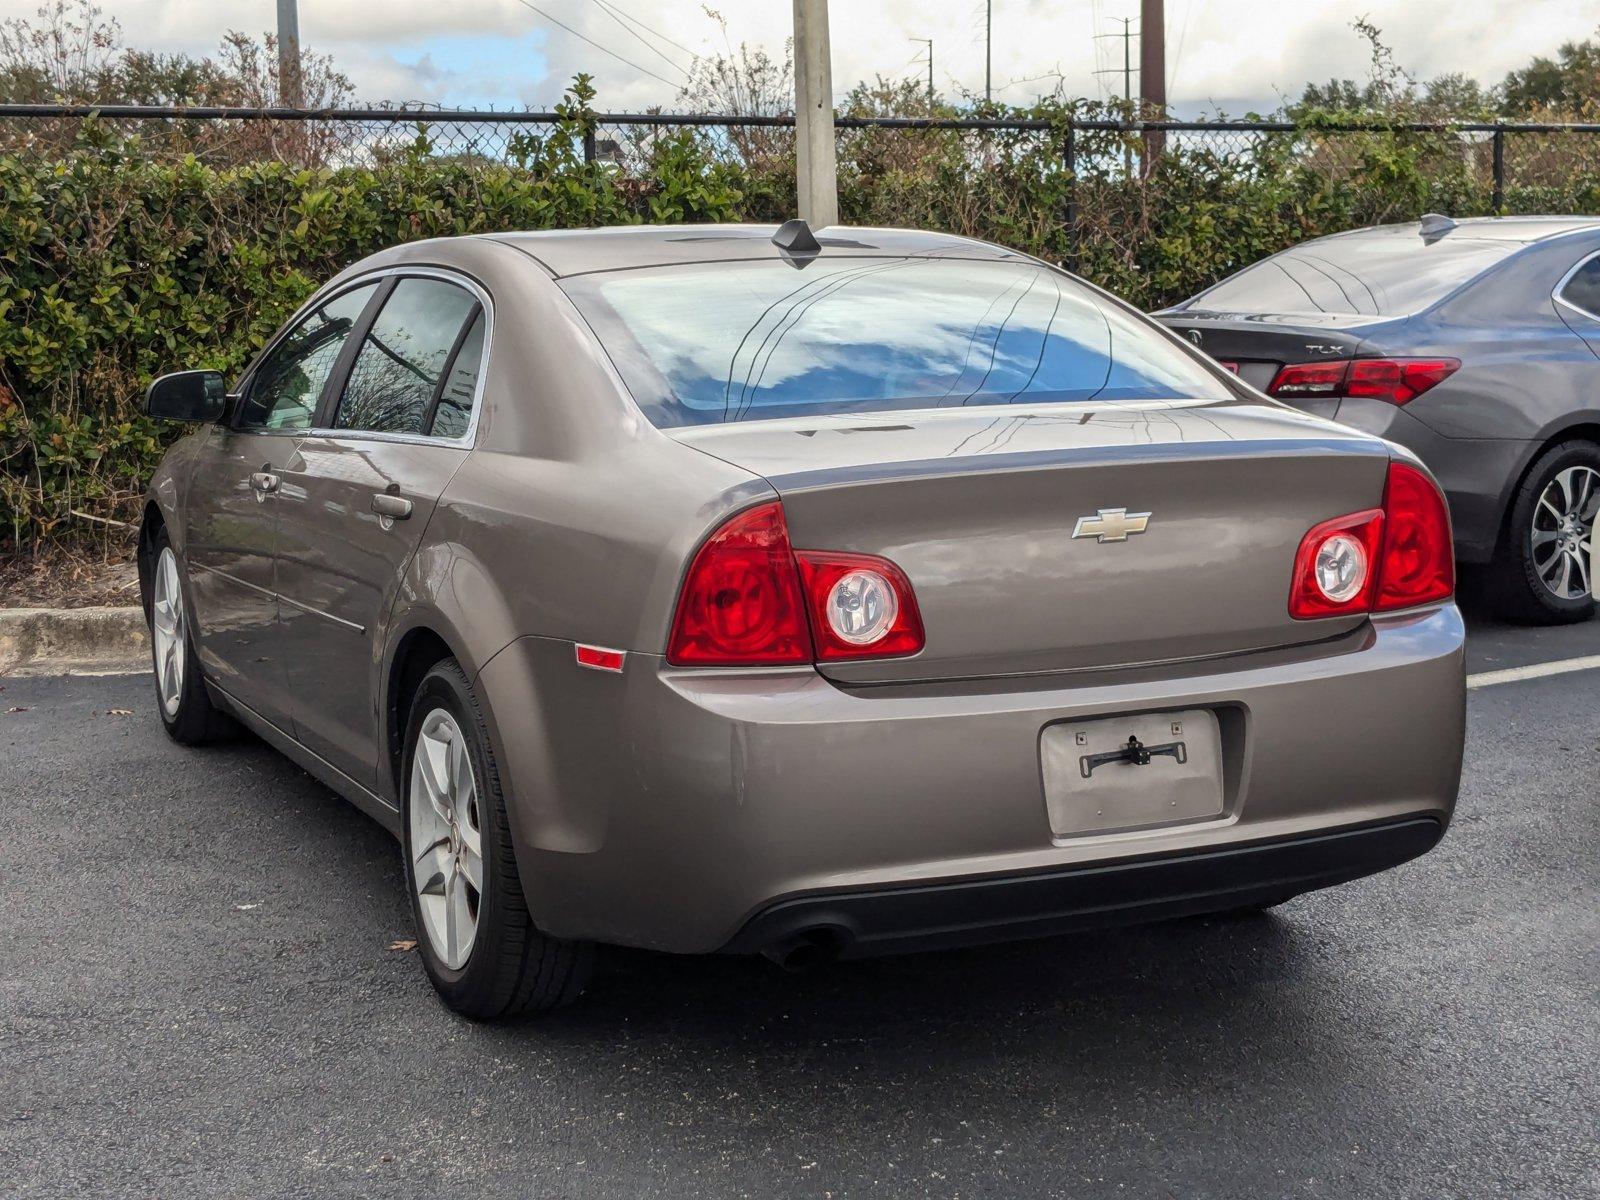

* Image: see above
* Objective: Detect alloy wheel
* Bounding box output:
[409,709,484,970]
[151,546,187,717]
[1530,465,1598,600]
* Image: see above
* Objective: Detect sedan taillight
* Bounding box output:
[667,502,924,666]
[1269,358,1459,405]
[1290,461,1455,619]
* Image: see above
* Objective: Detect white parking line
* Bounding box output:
[1467,654,1600,690]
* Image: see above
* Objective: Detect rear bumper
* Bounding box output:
[721,817,1444,958]
[478,606,1466,955]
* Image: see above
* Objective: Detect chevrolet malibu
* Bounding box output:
[138,223,1466,1019]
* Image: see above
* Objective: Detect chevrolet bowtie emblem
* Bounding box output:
[1072,507,1152,543]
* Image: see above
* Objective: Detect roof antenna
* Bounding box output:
[1419,213,1456,242]
[772,218,822,255]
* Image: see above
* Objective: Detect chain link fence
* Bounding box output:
[2,105,1594,273]
[5,103,1599,192]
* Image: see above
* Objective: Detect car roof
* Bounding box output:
[478,224,1033,278]
[1314,215,1600,248]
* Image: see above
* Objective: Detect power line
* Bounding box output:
[583,0,692,77]
[1170,0,1199,93]
[510,0,684,91]
[589,0,701,65]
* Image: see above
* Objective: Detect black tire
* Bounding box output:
[145,527,236,745]
[1489,440,1599,625]
[401,658,593,1019]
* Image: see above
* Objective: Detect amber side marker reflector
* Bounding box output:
[575,644,626,673]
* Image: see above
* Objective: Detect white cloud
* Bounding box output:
[13,0,1600,112]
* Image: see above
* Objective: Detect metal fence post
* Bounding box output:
[1064,115,1079,274]
[1491,126,1505,212]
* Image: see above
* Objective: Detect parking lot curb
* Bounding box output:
[0,606,148,676]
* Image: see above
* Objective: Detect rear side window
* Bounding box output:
[561,258,1231,428]
[241,283,378,430]
[429,312,486,440]
[334,277,481,437]
[1559,255,1600,318]
[1191,234,1517,318]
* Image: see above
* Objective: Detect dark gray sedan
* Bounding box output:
[1156,215,1600,623]
[139,224,1465,1019]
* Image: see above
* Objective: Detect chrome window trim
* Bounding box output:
[1553,248,1600,323]
[237,265,494,448]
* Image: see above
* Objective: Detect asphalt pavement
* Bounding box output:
[1,606,1596,1199]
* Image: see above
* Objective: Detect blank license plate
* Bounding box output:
[1040,709,1224,838]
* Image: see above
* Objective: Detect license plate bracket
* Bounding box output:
[1040,709,1225,839]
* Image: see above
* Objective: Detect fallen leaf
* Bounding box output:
[5,706,27,714]
[106,708,133,716]
[386,938,418,952]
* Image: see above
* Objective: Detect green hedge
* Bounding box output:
[3,84,1598,552]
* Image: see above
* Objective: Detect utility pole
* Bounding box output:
[910,38,934,108]
[985,0,992,104]
[276,0,303,108]
[1092,18,1136,176]
[1139,0,1166,171]
[793,0,838,228]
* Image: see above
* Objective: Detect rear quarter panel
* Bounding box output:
[1400,236,1600,443]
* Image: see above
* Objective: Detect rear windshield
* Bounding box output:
[1190,233,1516,318]
[561,257,1232,427]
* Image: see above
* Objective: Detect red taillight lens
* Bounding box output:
[1345,358,1459,405]
[1375,461,1455,611]
[1289,461,1454,619]
[1289,509,1384,619]
[666,502,812,665]
[794,551,925,660]
[667,503,925,665]
[1269,360,1348,398]
[1269,358,1459,405]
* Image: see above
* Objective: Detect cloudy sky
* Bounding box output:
[17,0,1600,114]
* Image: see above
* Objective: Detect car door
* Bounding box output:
[271,272,488,791]
[183,282,381,729]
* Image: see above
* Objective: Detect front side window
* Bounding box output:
[240,283,378,430]
[561,257,1232,428]
[334,277,480,436]
[1559,255,1600,318]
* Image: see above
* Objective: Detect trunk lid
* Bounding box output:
[1152,310,1400,414]
[674,401,1394,684]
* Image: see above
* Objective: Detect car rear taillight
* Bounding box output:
[1290,461,1454,619]
[667,502,924,666]
[1374,461,1455,611]
[666,502,811,665]
[1289,509,1384,618]
[794,551,925,660]
[1269,358,1459,405]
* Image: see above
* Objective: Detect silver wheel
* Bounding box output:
[1530,465,1598,600]
[408,709,484,970]
[151,546,187,717]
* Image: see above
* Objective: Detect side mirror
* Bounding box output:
[146,370,227,422]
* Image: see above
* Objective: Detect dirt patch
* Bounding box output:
[0,546,140,610]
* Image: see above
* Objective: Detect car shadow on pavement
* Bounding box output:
[532,909,1316,1047]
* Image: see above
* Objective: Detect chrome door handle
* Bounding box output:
[371,493,413,520]
[250,471,279,494]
